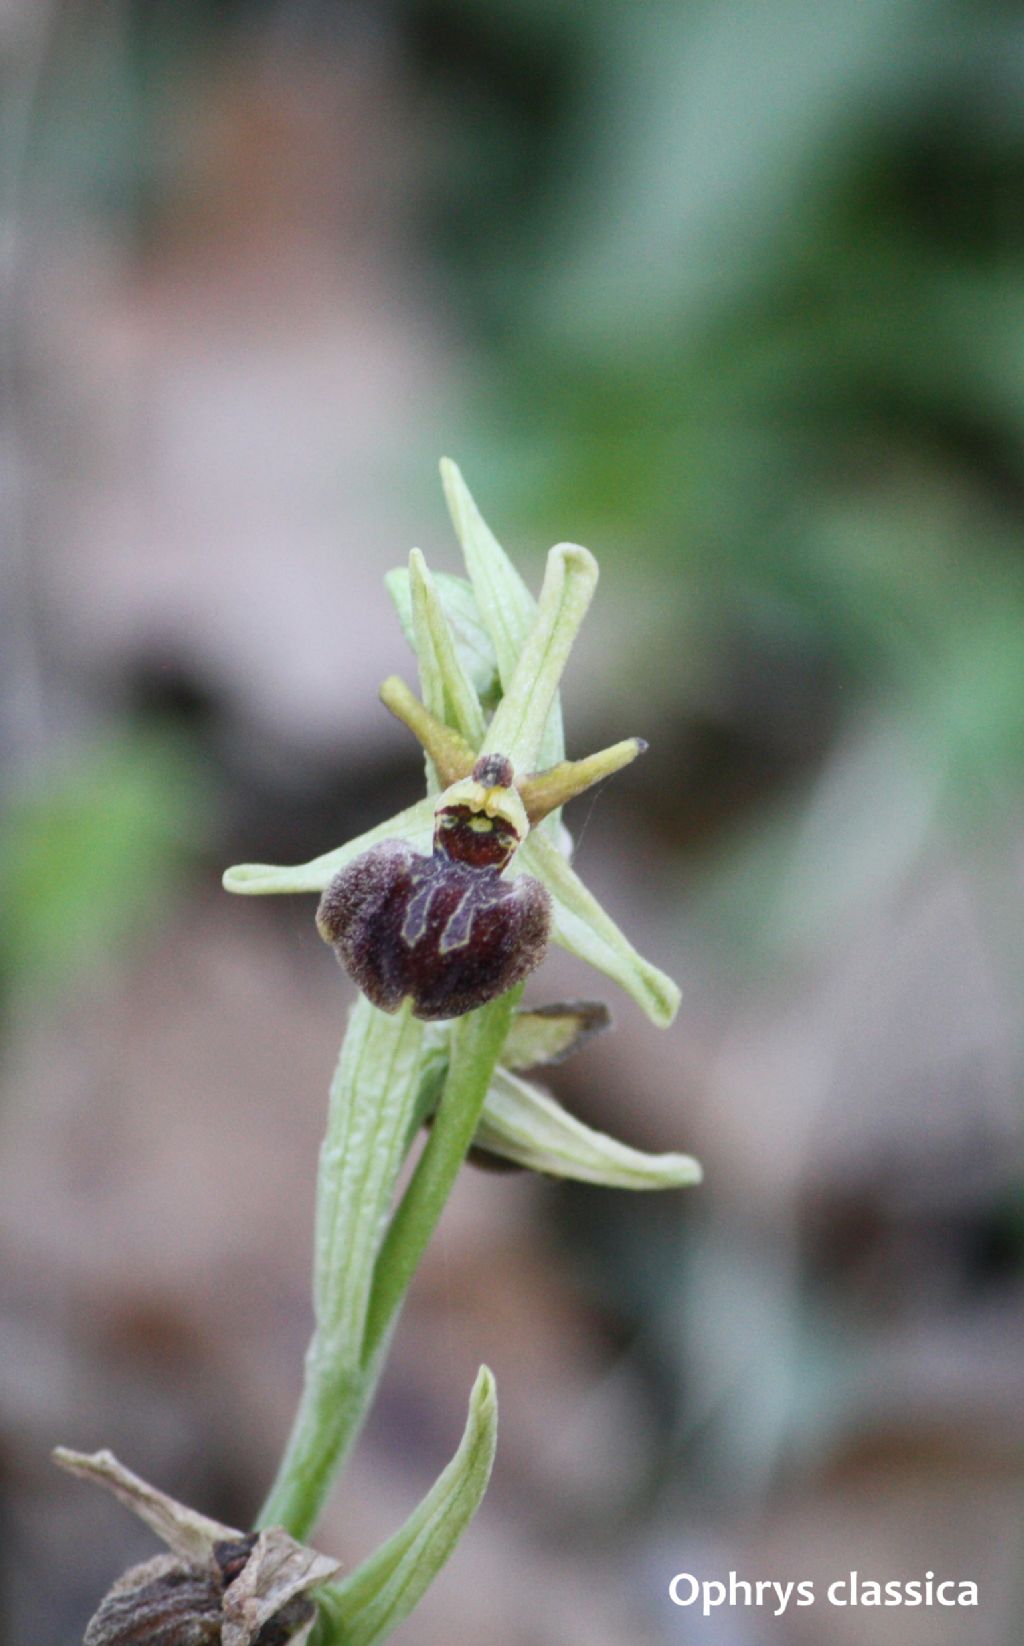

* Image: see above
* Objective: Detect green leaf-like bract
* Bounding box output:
[259,1000,427,1538]
[313,1368,497,1646]
[476,1068,702,1190]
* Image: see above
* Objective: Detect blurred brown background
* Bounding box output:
[2,2,1024,1642]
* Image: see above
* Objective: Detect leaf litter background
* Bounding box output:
[1,2,1024,1642]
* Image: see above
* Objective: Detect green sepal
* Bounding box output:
[407,550,487,774]
[518,829,681,1028]
[439,459,565,779]
[474,1068,702,1190]
[312,1367,498,1646]
[385,564,499,709]
[480,541,599,775]
[222,797,435,897]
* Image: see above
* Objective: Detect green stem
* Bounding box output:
[258,988,516,1542]
[361,988,519,1371]
[257,1332,368,1541]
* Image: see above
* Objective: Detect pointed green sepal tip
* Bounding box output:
[520,830,681,1027]
[313,1366,497,1646]
[439,457,566,775]
[221,799,438,897]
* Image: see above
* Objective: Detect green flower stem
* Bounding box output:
[257,989,517,1543]
[360,987,520,1371]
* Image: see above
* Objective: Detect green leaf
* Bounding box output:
[519,829,681,1028]
[385,565,499,707]
[502,1001,611,1070]
[314,1368,498,1646]
[361,991,518,1369]
[222,798,436,897]
[312,1001,427,1355]
[475,1069,701,1189]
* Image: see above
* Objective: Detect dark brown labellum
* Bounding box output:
[317,834,551,1020]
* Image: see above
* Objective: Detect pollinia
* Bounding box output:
[58,463,701,1644]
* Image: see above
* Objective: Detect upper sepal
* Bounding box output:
[385,563,500,710]
[440,458,566,778]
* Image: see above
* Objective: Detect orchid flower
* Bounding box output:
[224,459,680,1031]
[61,465,699,1646]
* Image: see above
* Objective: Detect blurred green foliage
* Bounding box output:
[0,729,209,1011]
[401,0,1024,966]
[18,0,1024,960]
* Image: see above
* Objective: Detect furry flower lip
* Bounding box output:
[314,567,654,1021]
[317,757,551,1020]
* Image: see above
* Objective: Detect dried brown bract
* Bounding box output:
[54,1450,339,1646]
